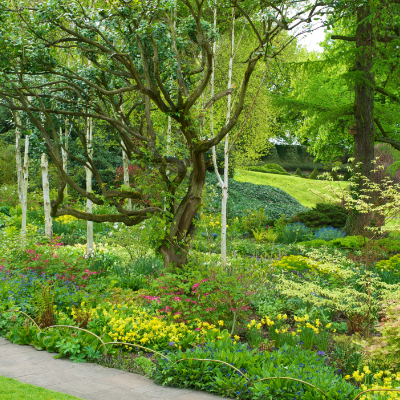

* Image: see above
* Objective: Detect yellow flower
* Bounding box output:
[275,329,279,334]
[283,314,287,320]
[363,366,372,374]
[218,320,224,326]
[345,375,351,380]
[291,331,296,336]
[234,335,240,341]
[326,323,332,329]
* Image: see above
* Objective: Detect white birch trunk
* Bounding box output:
[210,7,235,267]
[21,136,29,238]
[86,118,94,255]
[14,111,23,204]
[220,9,235,267]
[61,119,70,197]
[121,139,132,211]
[41,153,53,238]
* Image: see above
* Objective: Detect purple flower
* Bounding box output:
[317,351,325,356]
[168,342,175,347]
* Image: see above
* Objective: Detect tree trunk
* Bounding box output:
[351,3,376,235]
[354,3,375,180]
[121,140,132,211]
[41,153,53,238]
[220,8,235,267]
[14,111,23,204]
[86,118,94,255]
[21,135,29,238]
[61,119,70,198]
[158,152,207,269]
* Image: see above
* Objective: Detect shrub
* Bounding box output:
[315,226,346,241]
[205,172,307,219]
[239,208,269,235]
[145,267,258,330]
[330,170,339,181]
[309,168,319,180]
[276,222,315,244]
[154,334,358,399]
[292,203,348,229]
[328,236,365,249]
[375,254,400,276]
[297,239,329,248]
[273,255,316,273]
[364,299,400,370]
[248,163,290,175]
[294,167,302,177]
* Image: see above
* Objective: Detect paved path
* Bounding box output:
[0,337,224,400]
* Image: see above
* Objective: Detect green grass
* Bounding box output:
[0,376,81,400]
[235,169,349,208]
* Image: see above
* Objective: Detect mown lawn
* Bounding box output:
[235,169,349,208]
[0,376,81,400]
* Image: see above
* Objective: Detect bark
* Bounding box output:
[351,3,376,235]
[86,118,94,255]
[21,136,29,238]
[61,119,71,197]
[158,151,207,269]
[353,3,375,181]
[14,111,23,204]
[121,140,132,211]
[41,153,53,238]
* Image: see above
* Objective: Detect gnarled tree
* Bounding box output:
[0,0,337,267]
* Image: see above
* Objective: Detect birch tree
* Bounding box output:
[13,111,23,204]
[211,7,235,267]
[20,135,29,238]
[41,153,52,238]
[86,118,94,255]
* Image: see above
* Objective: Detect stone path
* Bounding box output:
[0,337,224,400]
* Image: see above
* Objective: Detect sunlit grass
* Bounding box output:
[0,376,81,400]
[235,170,349,208]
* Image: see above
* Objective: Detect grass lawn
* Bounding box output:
[0,376,81,400]
[235,169,349,208]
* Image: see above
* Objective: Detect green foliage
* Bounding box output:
[298,236,365,249]
[330,335,364,377]
[154,335,358,399]
[292,203,348,229]
[96,351,156,377]
[363,299,400,371]
[328,236,365,249]
[147,264,264,330]
[205,172,307,219]
[33,281,54,328]
[0,144,16,186]
[276,223,315,244]
[309,168,319,180]
[294,167,302,177]
[238,208,269,235]
[248,163,290,175]
[112,256,162,290]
